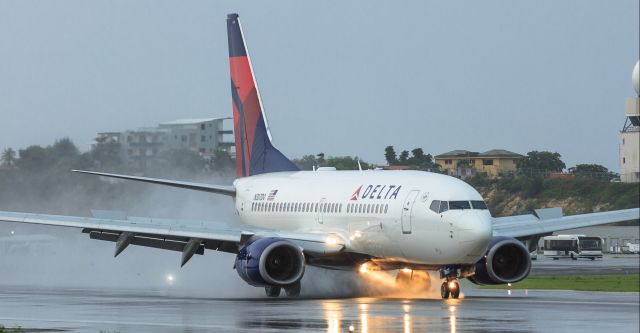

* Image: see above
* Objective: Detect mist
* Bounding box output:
[0,141,454,299]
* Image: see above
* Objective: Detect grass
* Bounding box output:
[480,274,640,292]
[0,326,24,333]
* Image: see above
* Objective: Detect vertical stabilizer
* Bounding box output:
[227,13,299,177]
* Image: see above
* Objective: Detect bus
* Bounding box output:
[542,235,603,260]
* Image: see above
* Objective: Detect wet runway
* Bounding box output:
[0,286,638,333]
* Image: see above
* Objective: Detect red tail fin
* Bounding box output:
[227,13,298,178]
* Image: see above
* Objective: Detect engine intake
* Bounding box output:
[468,236,531,285]
[235,238,305,287]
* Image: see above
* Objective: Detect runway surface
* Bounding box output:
[0,286,638,333]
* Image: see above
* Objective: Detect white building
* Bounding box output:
[619,60,639,183]
[95,117,234,168]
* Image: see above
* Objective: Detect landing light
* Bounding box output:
[166,274,175,284]
[326,236,338,245]
[359,263,368,273]
[448,281,457,290]
[402,267,412,273]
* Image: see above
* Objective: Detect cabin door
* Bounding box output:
[401,190,420,234]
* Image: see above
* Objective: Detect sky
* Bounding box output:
[0,1,638,171]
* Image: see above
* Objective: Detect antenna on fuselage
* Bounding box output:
[357,159,363,172]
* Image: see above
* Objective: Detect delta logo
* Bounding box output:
[350,184,402,201]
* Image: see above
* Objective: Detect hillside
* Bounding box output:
[467,175,639,220]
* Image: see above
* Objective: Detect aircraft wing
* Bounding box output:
[0,210,345,266]
[72,170,236,196]
[492,207,639,238]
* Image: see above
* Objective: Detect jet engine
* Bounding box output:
[468,236,531,285]
[235,237,305,287]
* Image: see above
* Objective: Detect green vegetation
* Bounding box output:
[0,138,235,216]
[384,146,439,171]
[516,150,566,172]
[480,275,640,292]
[0,325,24,333]
[467,174,639,218]
[292,154,370,170]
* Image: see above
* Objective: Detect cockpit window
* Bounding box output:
[431,200,487,213]
[471,200,488,210]
[439,201,449,213]
[449,200,471,210]
[429,200,440,213]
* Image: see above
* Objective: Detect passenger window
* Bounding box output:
[384,204,388,214]
[339,203,342,213]
[439,201,449,213]
[366,204,371,214]
[375,204,379,214]
[315,203,318,212]
[471,200,488,210]
[430,200,440,213]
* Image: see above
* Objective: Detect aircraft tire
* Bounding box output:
[285,281,301,297]
[450,281,460,299]
[440,282,450,299]
[265,286,281,297]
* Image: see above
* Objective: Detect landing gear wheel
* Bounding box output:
[450,281,460,299]
[265,286,281,297]
[440,282,450,299]
[285,281,301,297]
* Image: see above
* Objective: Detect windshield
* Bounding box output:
[471,200,488,209]
[430,200,487,213]
[449,201,471,210]
[579,237,602,250]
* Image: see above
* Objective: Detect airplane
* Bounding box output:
[1,13,638,299]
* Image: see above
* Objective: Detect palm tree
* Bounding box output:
[1,148,16,167]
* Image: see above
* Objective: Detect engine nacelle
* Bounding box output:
[468,236,531,285]
[235,237,305,287]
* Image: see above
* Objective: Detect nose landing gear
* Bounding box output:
[440,265,462,299]
[440,278,460,299]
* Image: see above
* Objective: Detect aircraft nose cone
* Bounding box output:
[457,212,493,260]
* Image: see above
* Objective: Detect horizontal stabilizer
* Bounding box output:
[73,170,236,196]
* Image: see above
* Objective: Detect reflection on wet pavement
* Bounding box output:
[0,287,637,333]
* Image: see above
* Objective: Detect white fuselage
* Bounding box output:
[233,170,493,267]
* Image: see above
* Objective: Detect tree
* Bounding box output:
[210,149,235,172]
[569,164,616,181]
[1,148,16,167]
[569,164,608,174]
[51,137,79,158]
[517,151,566,172]
[384,146,399,165]
[398,150,409,165]
[90,136,122,169]
[325,156,370,170]
[292,155,321,170]
[16,145,50,172]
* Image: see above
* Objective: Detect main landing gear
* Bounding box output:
[265,281,301,298]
